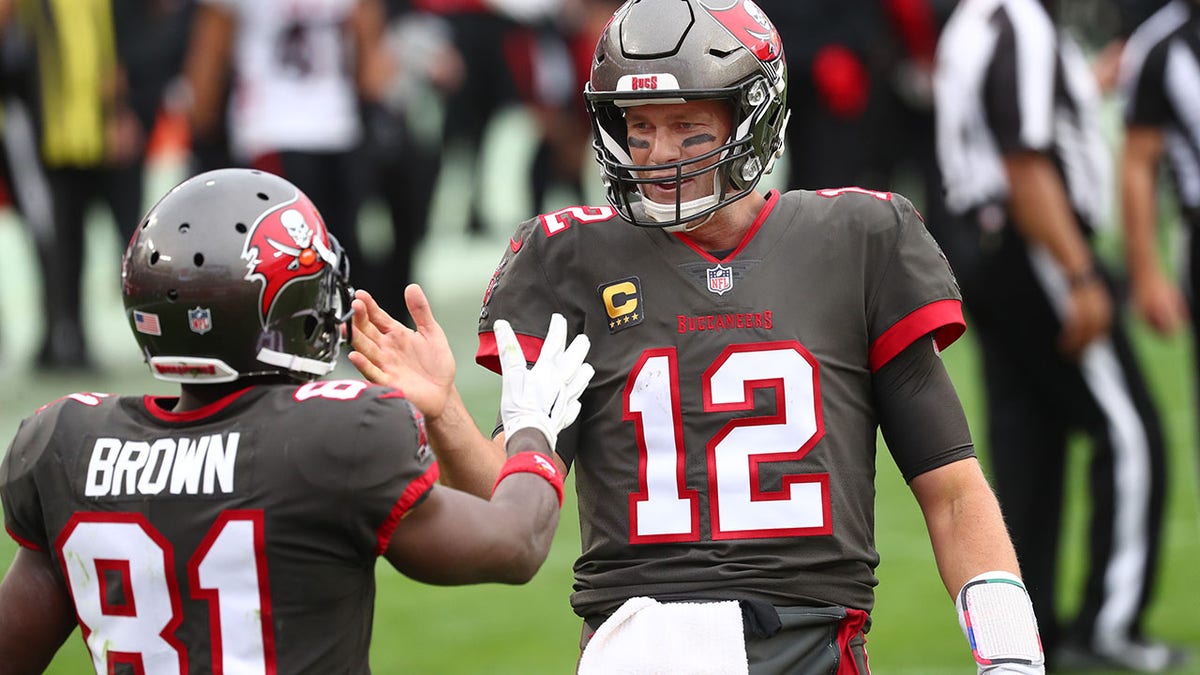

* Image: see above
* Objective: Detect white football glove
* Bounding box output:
[496,314,594,452]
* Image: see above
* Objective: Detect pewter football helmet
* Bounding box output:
[584,0,789,229]
[122,168,352,383]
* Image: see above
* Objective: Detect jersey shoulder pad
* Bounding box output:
[34,391,116,415]
[804,186,911,234]
[0,393,115,493]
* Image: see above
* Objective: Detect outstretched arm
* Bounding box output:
[0,547,77,674]
[383,315,592,583]
[384,428,563,585]
[349,284,506,496]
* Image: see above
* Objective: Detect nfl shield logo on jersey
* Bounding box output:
[188,307,213,335]
[706,264,734,295]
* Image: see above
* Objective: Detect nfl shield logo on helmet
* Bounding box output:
[706,264,734,295]
[188,307,213,335]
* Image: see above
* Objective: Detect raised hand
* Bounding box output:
[496,314,594,452]
[349,284,457,419]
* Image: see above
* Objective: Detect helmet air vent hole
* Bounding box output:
[194,253,205,267]
[150,251,160,265]
[257,192,269,201]
[167,289,179,301]
[178,222,190,233]
[235,222,247,233]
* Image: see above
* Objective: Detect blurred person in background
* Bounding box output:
[414,0,568,236]
[755,0,956,237]
[1117,0,1200,479]
[359,0,463,323]
[183,0,391,292]
[0,0,49,366]
[934,0,1186,670]
[754,0,884,192]
[3,0,185,371]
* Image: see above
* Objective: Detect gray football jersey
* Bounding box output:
[0,382,436,674]
[477,189,967,620]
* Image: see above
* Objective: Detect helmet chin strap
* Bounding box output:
[643,193,719,231]
[257,347,338,377]
[642,172,722,232]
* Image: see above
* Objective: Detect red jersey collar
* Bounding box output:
[674,190,780,262]
[143,386,256,422]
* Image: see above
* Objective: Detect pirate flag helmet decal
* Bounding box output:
[122,168,352,383]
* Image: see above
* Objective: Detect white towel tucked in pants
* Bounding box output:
[577,597,749,675]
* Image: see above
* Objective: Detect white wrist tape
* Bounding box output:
[956,571,1044,674]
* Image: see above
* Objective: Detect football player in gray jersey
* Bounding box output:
[0,169,593,675]
[349,0,1042,672]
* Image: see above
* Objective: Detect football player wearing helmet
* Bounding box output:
[350,0,1041,672]
[0,168,593,674]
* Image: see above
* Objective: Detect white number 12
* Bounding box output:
[625,342,831,543]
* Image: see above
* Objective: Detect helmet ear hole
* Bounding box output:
[235,222,247,234]
[167,289,179,301]
[194,253,205,267]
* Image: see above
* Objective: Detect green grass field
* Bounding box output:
[1,111,1198,673]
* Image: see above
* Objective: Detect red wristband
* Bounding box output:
[492,452,564,507]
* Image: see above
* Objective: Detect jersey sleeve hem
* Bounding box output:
[868,299,966,372]
[5,524,43,552]
[901,444,977,483]
[373,463,440,556]
[475,331,547,375]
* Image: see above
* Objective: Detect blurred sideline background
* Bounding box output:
[2,0,1200,666]
[0,97,1197,673]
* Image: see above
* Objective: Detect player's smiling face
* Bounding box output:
[624,99,732,203]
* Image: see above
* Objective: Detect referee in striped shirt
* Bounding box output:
[1119,0,1200,446]
[934,0,1185,671]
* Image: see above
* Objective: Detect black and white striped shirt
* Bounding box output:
[1119,0,1200,214]
[934,0,1112,229]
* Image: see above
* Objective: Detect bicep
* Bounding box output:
[0,547,76,674]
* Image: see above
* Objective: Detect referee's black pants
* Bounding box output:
[948,209,1168,655]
